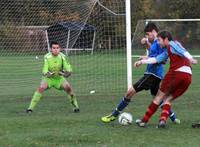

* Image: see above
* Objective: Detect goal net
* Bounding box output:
[132,19,200,57]
[0,0,127,98]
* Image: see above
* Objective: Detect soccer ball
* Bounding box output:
[118,112,133,125]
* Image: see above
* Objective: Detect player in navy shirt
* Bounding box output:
[144,39,165,79]
[101,23,180,124]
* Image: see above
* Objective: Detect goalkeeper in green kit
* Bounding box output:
[26,41,79,113]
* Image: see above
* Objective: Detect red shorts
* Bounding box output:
[160,71,192,99]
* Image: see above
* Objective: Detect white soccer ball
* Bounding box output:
[118,112,133,125]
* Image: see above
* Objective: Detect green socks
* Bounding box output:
[68,95,79,108]
[28,91,42,110]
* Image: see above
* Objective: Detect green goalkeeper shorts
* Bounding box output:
[42,76,66,90]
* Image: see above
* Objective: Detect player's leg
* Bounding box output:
[157,96,173,128]
[61,80,79,112]
[101,86,136,122]
[151,80,180,124]
[136,72,171,126]
[26,81,48,113]
[101,75,151,123]
[136,90,166,127]
[112,86,136,116]
[159,99,180,124]
[158,72,191,128]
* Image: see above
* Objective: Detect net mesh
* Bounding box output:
[132,20,200,56]
[0,0,127,98]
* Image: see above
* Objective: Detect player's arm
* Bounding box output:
[139,37,150,60]
[141,37,151,49]
[59,55,72,78]
[134,51,168,68]
[42,57,54,77]
[169,41,198,64]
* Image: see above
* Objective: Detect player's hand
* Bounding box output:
[58,71,65,77]
[44,71,54,78]
[190,58,198,64]
[59,71,71,78]
[141,37,148,45]
[134,60,142,68]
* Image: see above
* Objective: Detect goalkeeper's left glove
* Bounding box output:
[43,71,55,78]
[59,71,71,78]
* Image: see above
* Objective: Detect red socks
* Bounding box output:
[142,101,159,123]
[159,104,171,122]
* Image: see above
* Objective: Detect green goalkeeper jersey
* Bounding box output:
[42,52,72,78]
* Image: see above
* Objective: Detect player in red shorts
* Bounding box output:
[134,31,198,128]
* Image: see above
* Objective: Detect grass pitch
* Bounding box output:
[0,52,200,147]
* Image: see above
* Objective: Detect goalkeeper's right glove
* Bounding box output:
[59,71,71,78]
[43,71,55,78]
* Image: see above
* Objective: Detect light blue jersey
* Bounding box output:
[155,41,189,63]
[144,39,166,79]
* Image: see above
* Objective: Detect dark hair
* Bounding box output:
[50,41,60,48]
[157,31,173,41]
[144,22,159,33]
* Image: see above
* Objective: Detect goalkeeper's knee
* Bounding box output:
[37,85,47,93]
[37,82,48,93]
[63,85,72,94]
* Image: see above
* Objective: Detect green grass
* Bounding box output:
[0,52,200,147]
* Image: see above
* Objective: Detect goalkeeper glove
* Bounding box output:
[43,71,55,78]
[59,71,71,78]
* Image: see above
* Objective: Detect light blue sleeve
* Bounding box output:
[155,51,168,63]
[169,41,187,57]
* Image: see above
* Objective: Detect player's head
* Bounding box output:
[157,31,173,48]
[50,41,60,56]
[144,22,159,42]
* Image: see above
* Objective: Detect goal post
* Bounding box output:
[125,0,132,89]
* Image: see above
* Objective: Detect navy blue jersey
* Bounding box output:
[144,39,165,79]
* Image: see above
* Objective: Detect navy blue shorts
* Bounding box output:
[133,74,161,96]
